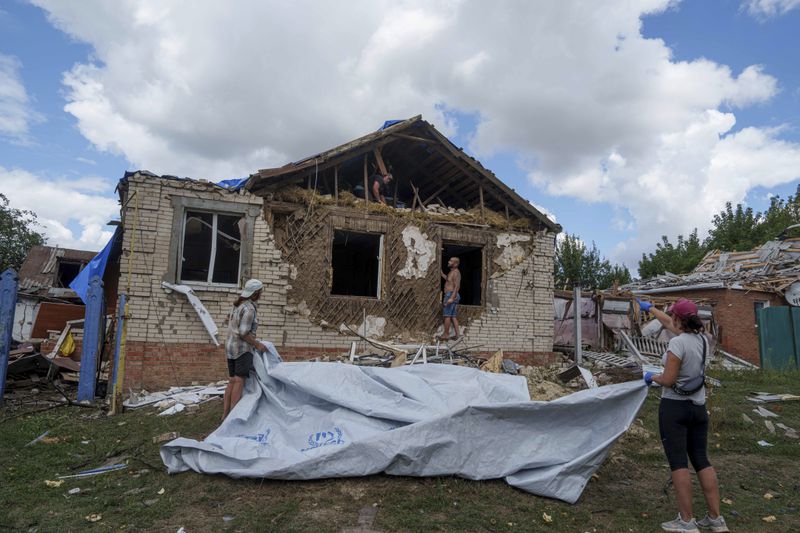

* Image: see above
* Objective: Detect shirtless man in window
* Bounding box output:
[440,257,461,341]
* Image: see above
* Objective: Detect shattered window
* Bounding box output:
[180,211,241,284]
[331,230,382,297]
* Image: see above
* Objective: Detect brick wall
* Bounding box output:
[118,174,557,390]
[465,231,555,353]
[648,288,784,365]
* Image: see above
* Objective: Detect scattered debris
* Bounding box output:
[57,463,127,479]
[764,492,775,500]
[741,414,754,424]
[158,403,186,416]
[722,498,733,505]
[749,393,800,404]
[25,430,50,447]
[124,383,227,414]
[157,488,165,495]
[775,423,799,439]
[223,515,235,523]
[153,431,180,444]
[44,480,63,488]
[67,488,81,495]
[542,512,553,523]
[762,515,777,523]
[765,420,776,434]
[757,440,774,447]
[753,406,779,418]
[85,514,102,523]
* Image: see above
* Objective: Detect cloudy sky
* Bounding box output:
[1,0,799,274]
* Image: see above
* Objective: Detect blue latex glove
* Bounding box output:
[643,371,654,386]
[637,299,653,312]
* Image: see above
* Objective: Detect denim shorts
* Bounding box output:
[443,291,460,317]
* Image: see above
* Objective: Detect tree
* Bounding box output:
[705,202,761,252]
[0,193,46,272]
[555,234,631,290]
[638,229,707,279]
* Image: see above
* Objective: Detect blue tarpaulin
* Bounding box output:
[69,226,122,304]
[380,120,403,130]
[217,177,248,191]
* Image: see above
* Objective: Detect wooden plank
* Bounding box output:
[334,165,339,205]
[479,183,485,222]
[373,148,389,175]
[409,182,427,214]
[390,132,433,144]
[363,155,369,213]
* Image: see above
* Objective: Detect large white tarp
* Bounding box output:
[161,344,647,503]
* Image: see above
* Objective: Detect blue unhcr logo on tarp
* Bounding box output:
[236,428,271,445]
[301,427,344,451]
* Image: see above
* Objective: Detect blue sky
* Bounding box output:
[1,0,799,274]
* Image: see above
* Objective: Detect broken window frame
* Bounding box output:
[329,229,385,300]
[164,196,260,288]
[179,210,242,286]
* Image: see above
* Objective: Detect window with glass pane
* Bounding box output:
[180,210,241,284]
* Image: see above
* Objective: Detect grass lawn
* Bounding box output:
[1,369,798,532]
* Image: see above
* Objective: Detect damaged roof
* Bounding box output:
[623,236,800,296]
[245,116,561,232]
[18,245,96,296]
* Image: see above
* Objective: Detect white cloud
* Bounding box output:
[25,0,800,268]
[0,53,43,143]
[0,166,118,250]
[744,0,800,18]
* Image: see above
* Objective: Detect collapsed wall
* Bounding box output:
[119,173,556,390]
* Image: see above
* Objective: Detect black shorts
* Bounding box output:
[659,398,712,472]
[227,352,254,378]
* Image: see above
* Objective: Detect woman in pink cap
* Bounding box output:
[636,298,728,533]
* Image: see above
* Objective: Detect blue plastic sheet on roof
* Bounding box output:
[217,177,248,191]
[379,120,403,130]
[69,226,122,304]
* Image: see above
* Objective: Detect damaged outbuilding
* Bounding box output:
[114,116,561,390]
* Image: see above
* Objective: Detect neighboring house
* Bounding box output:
[14,245,97,340]
[623,237,800,365]
[115,116,561,390]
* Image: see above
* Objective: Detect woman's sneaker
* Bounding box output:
[661,514,700,533]
[696,513,729,532]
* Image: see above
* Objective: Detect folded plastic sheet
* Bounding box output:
[161,344,647,503]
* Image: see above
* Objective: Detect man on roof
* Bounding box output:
[370,170,393,205]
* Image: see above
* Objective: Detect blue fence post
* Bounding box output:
[0,269,19,407]
[77,275,104,401]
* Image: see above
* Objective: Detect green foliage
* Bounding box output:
[555,233,631,290]
[638,229,707,279]
[639,185,800,279]
[0,193,46,273]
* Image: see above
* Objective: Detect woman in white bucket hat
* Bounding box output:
[222,279,266,421]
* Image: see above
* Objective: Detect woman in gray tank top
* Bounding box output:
[638,298,728,533]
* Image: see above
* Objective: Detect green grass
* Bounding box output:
[1,370,798,532]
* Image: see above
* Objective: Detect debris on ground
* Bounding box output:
[124,383,227,415]
[753,406,779,418]
[749,392,800,404]
[57,463,127,479]
[25,430,51,447]
[757,440,774,447]
[153,431,180,444]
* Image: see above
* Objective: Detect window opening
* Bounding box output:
[331,230,382,297]
[754,300,769,325]
[180,210,242,284]
[441,243,483,305]
[56,261,84,288]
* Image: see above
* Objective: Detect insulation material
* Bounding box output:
[161,282,220,345]
[161,345,648,504]
[397,225,436,279]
